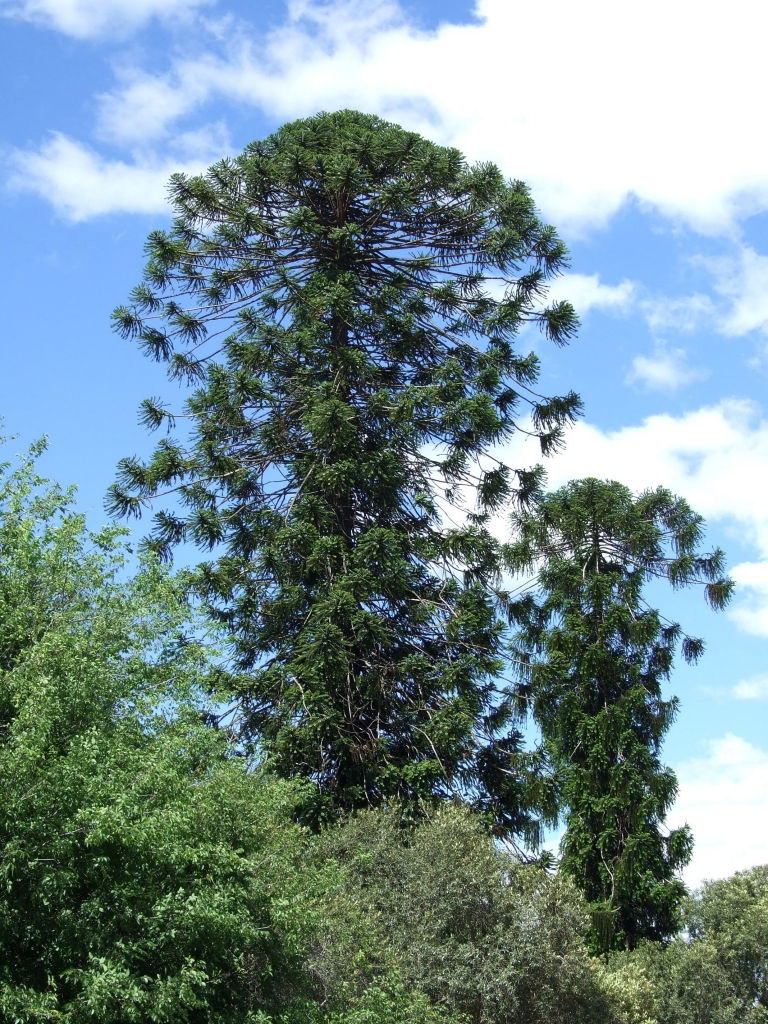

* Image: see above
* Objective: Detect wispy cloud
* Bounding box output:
[552,267,768,349]
[731,672,768,700]
[0,0,212,39]
[640,293,715,334]
[703,247,768,337]
[727,561,768,637]
[626,344,708,391]
[622,248,768,341]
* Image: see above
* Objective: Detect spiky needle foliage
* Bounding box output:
[109,110,581,833]
[507,479,733,949]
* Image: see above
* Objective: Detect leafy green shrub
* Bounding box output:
[0,440,327,1023]
[311,804,630,1024]
[597,959,658,1024]
[609,865,768,1024]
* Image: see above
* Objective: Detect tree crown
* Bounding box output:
[107,110,582,835]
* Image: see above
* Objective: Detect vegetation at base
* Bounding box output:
[608,866,768,1024]
[2,436,760,1024]
[0,439,328,1022]
[311,805,617,1024]
[0,438,608,1023]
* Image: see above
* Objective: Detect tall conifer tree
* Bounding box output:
[108,110,580,832]
[507,479,733,948]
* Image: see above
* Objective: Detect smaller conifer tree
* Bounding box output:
[506,479,733,949]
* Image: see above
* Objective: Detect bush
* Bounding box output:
[609,865,768,1024]
[310,804,628,1024]
[0,441,327,1023]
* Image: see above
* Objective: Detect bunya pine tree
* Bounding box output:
[506,478,733,949]
[108,109,581,834]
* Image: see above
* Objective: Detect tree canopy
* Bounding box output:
[0,439,326,1022]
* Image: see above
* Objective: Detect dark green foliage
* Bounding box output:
[108,109,580,834]
[311,803,621,1024]
[615,865,768,1024]
[0,440,328,1023]
[507,479,733,950]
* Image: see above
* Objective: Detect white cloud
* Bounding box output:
[70,0,768,234]
[96,68,212,146]
[727,561,768,636]
[548,273,635,317]
[0,0,211,38]
[731,672,768,701]
[640,293,715,334]
[627,344,708,391]
[668,735,768,888]
[550,268,767,346]
[622,247,768,348]
[702,247,768,337]
[619,248,768,341]
[7,132,223,221]
[11,0,768,234]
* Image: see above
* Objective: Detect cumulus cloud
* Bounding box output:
[668,735,768,888]
[7,131,224,220]
[548,273,635,317]
[10,0,768,236]
[60,0,768,234]
[703,247,768,337]
[627,344,708,391]
[0,0,212,38]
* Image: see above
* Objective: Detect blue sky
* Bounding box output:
[2,0,768,884]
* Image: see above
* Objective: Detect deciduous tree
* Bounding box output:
[0,438,324,1022]
[615,864,768,1024]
